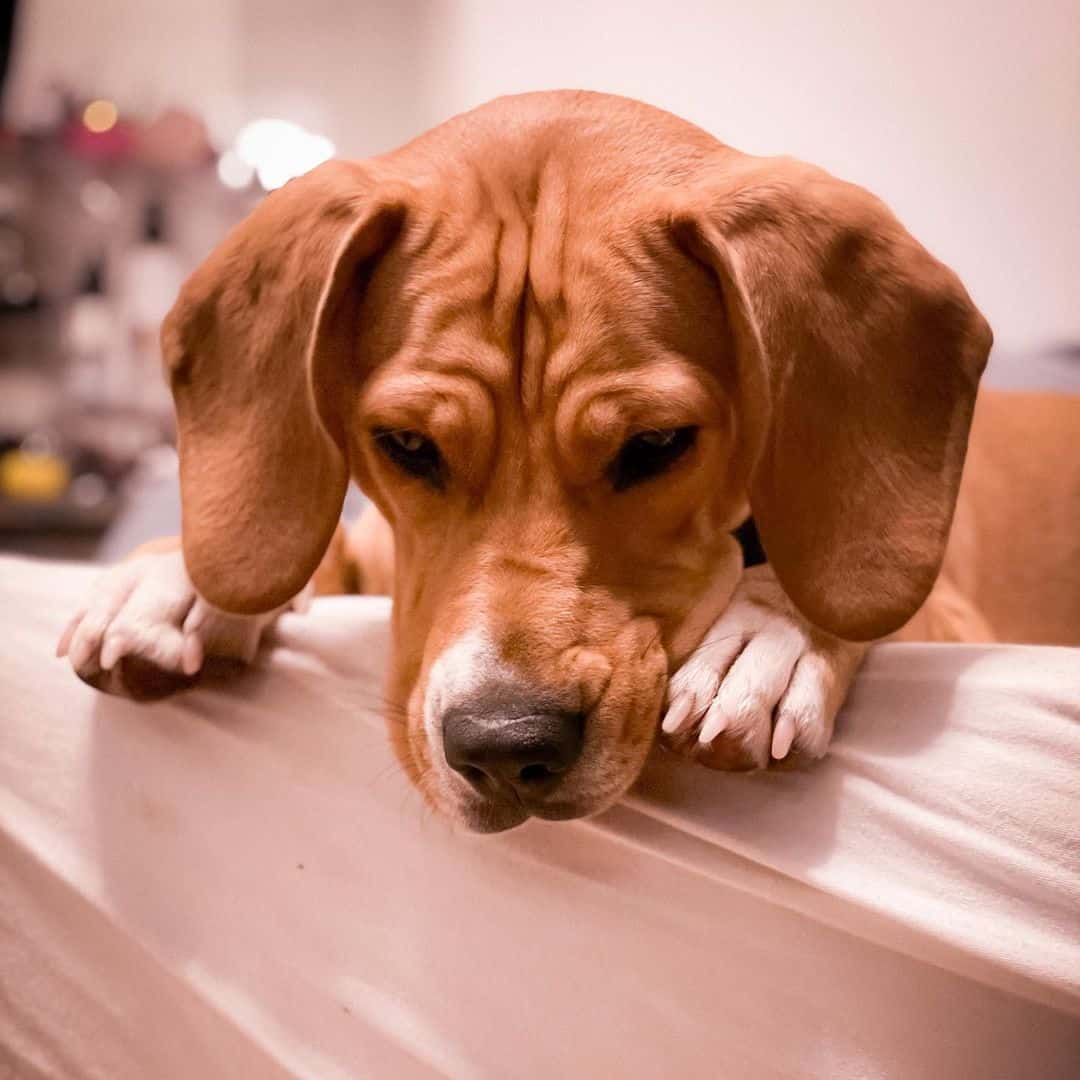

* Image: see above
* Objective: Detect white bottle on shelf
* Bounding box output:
[117,200,185,417]
[64,257,119,406]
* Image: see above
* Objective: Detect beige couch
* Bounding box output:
[1,556,1078,1078]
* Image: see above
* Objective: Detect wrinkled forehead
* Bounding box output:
[355,201,733,422]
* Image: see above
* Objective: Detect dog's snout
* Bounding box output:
[443,708,584,791]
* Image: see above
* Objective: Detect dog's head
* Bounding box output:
[163,93,991,831]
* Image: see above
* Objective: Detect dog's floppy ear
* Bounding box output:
[672,156,992,641]
[161,161,407,614]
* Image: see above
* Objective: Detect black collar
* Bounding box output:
[733,516,766,568]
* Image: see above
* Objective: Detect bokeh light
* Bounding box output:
[234,118,335,191]
[216,149,255,190]
[82,99,118,134]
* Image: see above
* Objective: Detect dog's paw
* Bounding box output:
[56,549,300,701]
[660,564,866,770]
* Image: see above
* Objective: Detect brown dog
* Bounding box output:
[58,92,1077,833]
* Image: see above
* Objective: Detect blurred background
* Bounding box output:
[0,0,1077,562]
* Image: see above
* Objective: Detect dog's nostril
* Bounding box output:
[518,763,555,784]
[460,765,487,786]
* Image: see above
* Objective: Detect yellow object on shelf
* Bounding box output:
[0,449,70,502]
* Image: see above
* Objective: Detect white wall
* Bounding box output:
[233,0,437,161]
[9,0,1078,351]
[5,0,246,143]
[415,0,1080,353]
[4,0,431,155]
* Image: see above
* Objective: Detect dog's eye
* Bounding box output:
[610,426,698,491]
[373,428,444,488]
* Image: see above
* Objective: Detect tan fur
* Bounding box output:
[895,389,1080,643]
[98,91,1073,825]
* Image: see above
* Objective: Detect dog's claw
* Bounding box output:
[181,633,205,676]
[771,713,796,760]
[660,694,693,735]
[697,700,730,745]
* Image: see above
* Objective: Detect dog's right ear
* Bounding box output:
[161,162,408,614]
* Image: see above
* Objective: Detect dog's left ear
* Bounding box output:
[671,156,992,641]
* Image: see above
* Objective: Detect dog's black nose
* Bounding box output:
[443,708,584,791]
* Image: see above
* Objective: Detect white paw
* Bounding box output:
[56,549,303,699]
[661,564,866,769]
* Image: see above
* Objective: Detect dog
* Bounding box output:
[57,91,1078,833]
